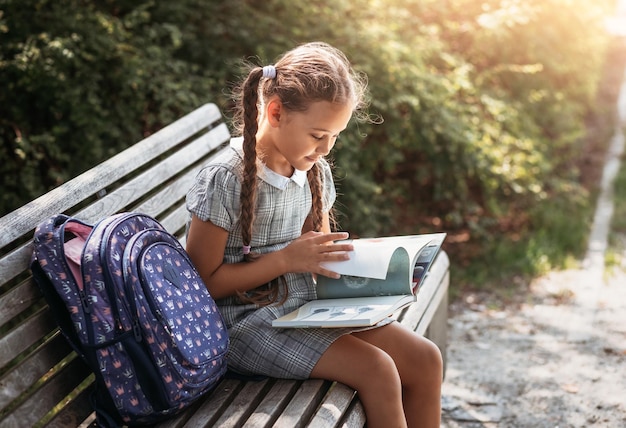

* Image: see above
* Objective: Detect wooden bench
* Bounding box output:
[0,103,450,428]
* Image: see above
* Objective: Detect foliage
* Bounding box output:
[0,0,619,287]
[607,132,626,272]
[0,0,219,212]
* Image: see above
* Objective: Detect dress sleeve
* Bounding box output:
[318,159,336,213]
[186,164,241,231]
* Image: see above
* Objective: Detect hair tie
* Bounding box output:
[242,245,251,255]
[262,65,276,79]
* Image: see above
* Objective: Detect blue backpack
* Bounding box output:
[30,212,229,426]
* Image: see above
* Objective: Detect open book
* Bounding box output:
[272,233,446,328]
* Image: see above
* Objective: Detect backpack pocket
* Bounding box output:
[124,228,228,404]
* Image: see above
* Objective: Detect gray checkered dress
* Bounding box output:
[186,138,390,379]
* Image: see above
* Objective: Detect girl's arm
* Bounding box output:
[185,214,352,299]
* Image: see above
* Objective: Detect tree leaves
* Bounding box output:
[0,0,616,251]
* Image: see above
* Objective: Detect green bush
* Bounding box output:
[0,0,618,287]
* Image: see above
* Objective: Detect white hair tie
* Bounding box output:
[262,65,276,79]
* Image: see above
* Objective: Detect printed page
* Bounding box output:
[272,295,416,328]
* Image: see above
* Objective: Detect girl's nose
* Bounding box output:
[316,137,335,155]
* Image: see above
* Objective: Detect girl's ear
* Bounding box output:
[266,98,283,128]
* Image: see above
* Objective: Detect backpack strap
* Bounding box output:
[30,259,86,361]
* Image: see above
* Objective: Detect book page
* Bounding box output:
[316,247,411,299]
[320,234,441,279]
[272,295,416,328]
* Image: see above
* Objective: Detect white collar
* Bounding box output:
[230,137,307,190]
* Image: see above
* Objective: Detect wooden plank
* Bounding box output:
[307,383,356,428]
[147,399,203,428]
[0,241,34,288]
[156,378,243,428]
[425,288,449,373]
[0,277,41,328]
[408,268,449,336]
[1,356,89,428]
[134,142,232,232]
[44,382,94,428]
[0,103,222,248]
[241,379,301,428]
[337,400,366,428]
[74,123,230,224]
[0,122,229,288]
[0,308,55,368]
[273,379,330,428]
[211,378,271,428]
[0,333,73,410]
[77,413,97,428]
[160,204,192,239]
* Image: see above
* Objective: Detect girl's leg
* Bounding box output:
[352,322,443,428]
[310,333,407,428]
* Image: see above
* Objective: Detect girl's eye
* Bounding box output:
[312,135,324,141]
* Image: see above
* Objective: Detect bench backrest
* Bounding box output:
[0,103,231,427]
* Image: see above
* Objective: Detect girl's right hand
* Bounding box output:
[282,231,354,278]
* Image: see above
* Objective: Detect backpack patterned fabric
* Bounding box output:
[31,212,229,426]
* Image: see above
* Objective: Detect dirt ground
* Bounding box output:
[440,266,626,428]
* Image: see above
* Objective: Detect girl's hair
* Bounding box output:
[232,42,368,305]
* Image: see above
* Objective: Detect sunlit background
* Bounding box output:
[1,0,625,290]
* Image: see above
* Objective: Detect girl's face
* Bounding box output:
[259,100,353,176]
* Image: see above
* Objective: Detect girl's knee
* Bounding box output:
[404,336,443,384]
[360,347,403,391]
[422,338,443,371]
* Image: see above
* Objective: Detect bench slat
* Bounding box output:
[45,385,94,428]
[160,204,192,242]
[0,307,55,367]
[308,383,359,428]
[0,242,35,288]
[0,103,222,249]
[75,123,230,224]
[0,333,73,408]
[273,379,330,428]
[337,400,366,428]
[0,277,40,328]
[164,378,243,428]
[133,133,232,234]
[2,356,89,427]
[211,378,272,427]
[241,379,301,428]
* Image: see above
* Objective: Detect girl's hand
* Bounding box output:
[282,231,353,278]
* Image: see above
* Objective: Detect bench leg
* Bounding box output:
[424,289,448,378]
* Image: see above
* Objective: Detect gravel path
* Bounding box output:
[440,63,626,427]
[441,269,626,428]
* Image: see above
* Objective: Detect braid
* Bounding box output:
[239,68,263,260]
[237,68,288,306]
[307,163,324,232]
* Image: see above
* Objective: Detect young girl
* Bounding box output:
[185,42,442,428]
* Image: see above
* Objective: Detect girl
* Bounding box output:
[185,42,442,428]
